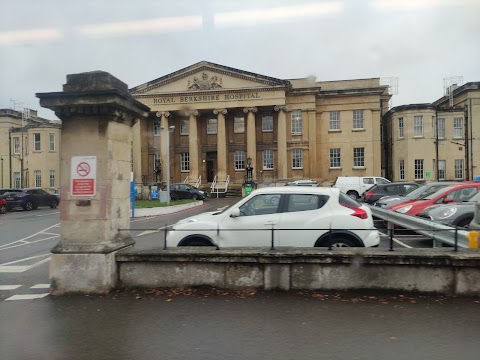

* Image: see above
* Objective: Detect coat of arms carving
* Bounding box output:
[187,72,223,90]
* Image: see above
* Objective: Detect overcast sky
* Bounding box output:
[1,0,479,119]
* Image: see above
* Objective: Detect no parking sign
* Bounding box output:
[71,156,97,196]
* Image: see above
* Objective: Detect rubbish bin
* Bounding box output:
[244,181,253,197]
[159,191,169,203]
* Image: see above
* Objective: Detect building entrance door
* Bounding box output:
[206,152,217,182]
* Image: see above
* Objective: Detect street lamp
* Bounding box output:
[246,156,253,182]
[161,125,175,205]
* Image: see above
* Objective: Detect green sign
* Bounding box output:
[244,184,253,196]
[426,172,431,178]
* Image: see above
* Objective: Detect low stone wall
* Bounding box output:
[116,248,480,296]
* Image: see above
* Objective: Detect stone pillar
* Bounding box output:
[275,105,288,180]
[307,110,317,179]
[185,110,199,183]
[36,71,149,294]
[156,111,170,182]
[244,107,257,180]
[213,109,228,180]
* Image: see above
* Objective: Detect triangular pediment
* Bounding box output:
[130,61,290,95]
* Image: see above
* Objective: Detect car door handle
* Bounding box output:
[264,222,277,226]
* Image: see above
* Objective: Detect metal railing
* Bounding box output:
[368,205,469,248]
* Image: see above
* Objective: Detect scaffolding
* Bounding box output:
[443,76,463,107]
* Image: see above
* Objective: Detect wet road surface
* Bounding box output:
[1,290,479,360]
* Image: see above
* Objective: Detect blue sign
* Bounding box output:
[151,190,159,200]
[474,176,480,181]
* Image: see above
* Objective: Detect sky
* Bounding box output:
[1,0,479,119]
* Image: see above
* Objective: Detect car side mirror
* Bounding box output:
[444,198,454,203]
[230,208,240,218]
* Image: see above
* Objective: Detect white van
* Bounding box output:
[333,176,390,199]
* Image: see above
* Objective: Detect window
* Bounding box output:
[414,116,423,137]
[181,152,189,172]
[34,133,41,151]
[14,172,20,188]
[13,137,20,154]
[398,118,404,138]
[291,110,302,135]
[353,147,365,167]
[286,194,329,212]
[399,160,405,180]
[154,152,161,172]
[329,111,340,130]
[438,160,446,180]
[234,114,245,133]
[292,148,303,169]
[234,151,245,170]
[414,159,424,180]
[50,170,55,187]
[180,118,189,135]
[454,159,464,179]
[454,118,463,138]
[154,119,160,136]
[34,170,41,188]
[207,118,217,134]
[263,150,274,170]
[49,133,55,151]
[262,112,273,132]
[239,194,280,216]
[437,118,445,139]
[330,148,341,168]
[353,110,364,129]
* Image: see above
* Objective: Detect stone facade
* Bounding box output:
[383,82,480,181]
[0,109,61,192]
[130,61,391,186]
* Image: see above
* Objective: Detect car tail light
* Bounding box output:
[365,192,374,198]
[341,203,368,219]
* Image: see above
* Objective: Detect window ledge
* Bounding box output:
[398,137,404,140]
[328,129,342,133]
[292,133,303,136]
[353,166,366,170]
[329,167,342,170]
[262,130,273,133]
[180,170,189,173]
[292,167,304,170]
[413,136,424,139]
[262,168,274,171]
[352,129,366,132]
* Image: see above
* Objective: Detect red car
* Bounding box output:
[0,198,7,214]
[390,183,480,216]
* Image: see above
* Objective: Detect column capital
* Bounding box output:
[213,109,228,115]
[156,111,170,118]
[243,107,258,114]
[274,105,288,112]
[184,110,199,117]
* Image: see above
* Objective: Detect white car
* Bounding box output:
[167,187,380,248]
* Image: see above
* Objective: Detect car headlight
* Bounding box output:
[395,205,412,213]
[437,207,457,219]
[199,191,204,195]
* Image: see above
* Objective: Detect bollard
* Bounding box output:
[466,231,479,249]
[388,221,394,251]
[163,224,168,250]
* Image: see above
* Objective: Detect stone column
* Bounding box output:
[213,109,228,180]
[36,71,149,294]
[155,111,170,182]
[244,107,257,180]
[275,105,288,180]
[307,110,317,179]
[185,110,199,183]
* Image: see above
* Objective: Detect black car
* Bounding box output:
[1,188,59,211]
[361,182,419,204]
[170,183,206,200]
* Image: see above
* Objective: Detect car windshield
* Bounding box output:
[423,186,458,200]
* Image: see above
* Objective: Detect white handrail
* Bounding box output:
[183,176,189,184]
[195,176,201,188]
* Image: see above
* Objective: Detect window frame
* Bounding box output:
[291,110,303,135]
[353,110,364,130]
[454,159,464,179]
[262,112,273,132]
[180,152,190,172]
[329,111,340,131]
[329,148,341,169]
[414,159,424,180]
[399,159,405,180]
[234,114,245,133]
[13,137,20,155]
[34,133,41,151]
[49,133,55,151]
[353,147,365,168]
[263,149,274,170]
[437,118,445,139]
[49,170,55,188]
[234,150,245,171]
[413,116,423,137]
[438,160,446,180]
[207,118,217,135]
[34,170,41,188]
[453,118,463,139]
[154,119,161,136]
[180,118,189,135]
[292,148,303,169]
[398,117,404,138]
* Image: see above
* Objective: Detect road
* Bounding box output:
[0,197,448,303]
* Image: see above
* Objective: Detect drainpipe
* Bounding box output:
[464,103,469,180]
[469,99,474,179]
[8,127,12,188]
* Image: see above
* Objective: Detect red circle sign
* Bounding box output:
[76,162,91,177]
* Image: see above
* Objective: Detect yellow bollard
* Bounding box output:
[466,231,479,249]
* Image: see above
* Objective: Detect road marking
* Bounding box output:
[137,230,160,237]
[0,285,22,290]
[0,223,60,251]
[392,237,413,248]
[36,212,60,217]
[30,284,50,289]
[5,294,49,301]
[0,254,51,273]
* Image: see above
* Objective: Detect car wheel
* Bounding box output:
[181,238,214,246]
[319,237,356,248]
[24,201,34,211]
[0,204,6,214]
[50,200,59,209]
[347,191,359,200]
[271,196,280,206]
